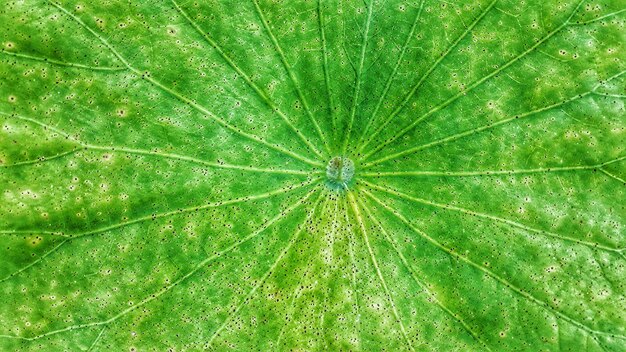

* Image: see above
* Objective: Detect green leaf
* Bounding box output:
[1,0,625,350]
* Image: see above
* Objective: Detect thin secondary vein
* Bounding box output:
[592,92,626,98]
[0,50,127,71]
[0,239,69,284]
[0,149,82,168]
[600,169,626,184]
[0,230,65,236]
[274,257,316,348]
[71,179,317,239]
[86,326,106,352]
[568,8,626,25]
[316,195,341,348]
[87,145,318,175]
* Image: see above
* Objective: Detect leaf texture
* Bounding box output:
[0,0,625,351]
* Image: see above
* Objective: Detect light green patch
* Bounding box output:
[0,0,625,351]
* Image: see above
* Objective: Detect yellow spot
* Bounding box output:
[166,25,178,36]
[26,235,44,248]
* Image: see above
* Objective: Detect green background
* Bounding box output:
[1,0,625,350]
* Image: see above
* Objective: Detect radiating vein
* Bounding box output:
[318,0,338,147]
[1,111,319,175]
[318,194,341,348]
[360,0,586,160]
[357,0,498,154]
[0,187,319,341]
[46,0,321,167]
[360,180,625,255]
[342,0,374,153]
[73,179,319,240]
[342,196,362,350]
[348,192,414,351]
[2,144,318,175]
[353,0,426,153]
[138,70,322,166]
[0,49,127,71]
[2,178,318,240]
[2,1,622,349]
[206,191,325,347]
[361,155,626,178]
[0,179,319,283]
[362,69,626,168]
[170,0,326,159]
[0,230,65,236]
[251,0,331,156]
[87,145,319,175]
[362,189,626,342]
[357,197,491,350]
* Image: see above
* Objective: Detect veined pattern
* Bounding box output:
[0,0,625,351]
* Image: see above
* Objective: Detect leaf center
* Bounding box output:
[326,156,355,191]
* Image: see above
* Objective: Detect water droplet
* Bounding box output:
[326,156,355,191]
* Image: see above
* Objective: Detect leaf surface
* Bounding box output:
[1,0,625,351]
